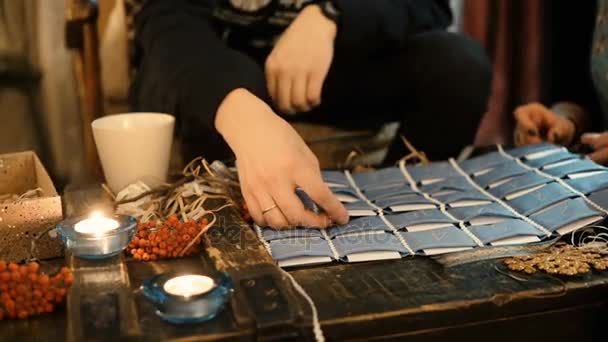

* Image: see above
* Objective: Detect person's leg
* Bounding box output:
[317,31,492,162]
[130,0,269,162]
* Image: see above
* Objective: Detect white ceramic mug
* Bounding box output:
[92,113,175,193]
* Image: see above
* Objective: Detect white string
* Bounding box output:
[571,224,608,253]
[344,170,414,254]
[320,229,340,260]
[254,224,273,256]
[497,145,608,214]
[344,170,383,212]
[379,214,415,255]
[257,229,326,341]
[398,159,422,193]
[280,269,325,342]
[398,160,485,247]
[448,158,553,237]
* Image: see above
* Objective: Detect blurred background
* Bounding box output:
[0,0,599,188]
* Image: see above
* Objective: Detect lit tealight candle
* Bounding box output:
[74,211,120,236]
[163,275,216,297]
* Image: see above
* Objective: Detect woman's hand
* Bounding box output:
[215,88,349,229]
[265,4,337,114]
[581,132,608,165]
[513,103,576,146]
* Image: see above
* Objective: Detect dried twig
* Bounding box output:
[0,188,44,204]
[115,159,240,223]
[399,135,430,165]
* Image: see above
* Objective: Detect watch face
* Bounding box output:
[229,0,273,13]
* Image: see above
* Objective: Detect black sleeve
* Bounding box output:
[544,0,602,129]
[129,0,268,139]
[333,0,453,54]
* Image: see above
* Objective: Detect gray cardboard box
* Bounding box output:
[0,151,63,262]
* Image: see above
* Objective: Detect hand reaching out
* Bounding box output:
[581,132,608,165]
[215,88,349,229]
[513,103,576,146]
[265,4,337,114]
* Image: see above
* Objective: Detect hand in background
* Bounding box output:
[513,103,576,146]
[581,132,608,165]
[265,4,337,114]
[215,88,349,229]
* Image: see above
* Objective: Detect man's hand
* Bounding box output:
[215,88,349,229]
[513,103,576,146]
[265,4,337,114]
[581,132,608,165]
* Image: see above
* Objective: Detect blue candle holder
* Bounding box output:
[141,272,233,324]
[56,214,137,259]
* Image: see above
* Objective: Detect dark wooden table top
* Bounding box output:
[2,185,608,341]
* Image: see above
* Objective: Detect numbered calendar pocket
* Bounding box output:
[331,186,361,203]
[448,203,517,225]
[589,188,608,209]
[345,201,378,216]
[327,216,391,238]
[322,170,349,187]
[383,209,456,232]
[433,190,492,208]
[543,159,607,178]
[260,227,323,241]
[333,233,410,262]
[507,182,577,216]
[459,151,510,174]
[351,167,406,190]
[468,219,544,246]
[565,171,608,194]
[506,143,563,158]
[523,150,579,169]
[406,161,461,184]
[488,171,550,199]
[419,177,475,195]
[375,194,437,212]
[529,197,603,235]
[474,161,529,188]
[269,237,335,267]
[400,226,477,255]
[364,185,417,201]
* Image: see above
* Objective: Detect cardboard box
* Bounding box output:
[0,151,63,262]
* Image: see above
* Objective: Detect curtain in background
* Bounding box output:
[0,0,82,185]
[463,0,545,146]
[0,0,41,157]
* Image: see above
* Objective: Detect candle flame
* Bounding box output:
[90,211,104,219]
[164,275,215,297]
[74,211,119,235]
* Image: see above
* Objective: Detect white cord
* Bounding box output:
[320,229,340,260]
[254,224,273,256]
[448,158,553,237]
[398,160,485,247]
[280,269,325,342]
[344,170,383,212]
[497,145,608,214]
[344,170,414,254]
[379,214,415,255]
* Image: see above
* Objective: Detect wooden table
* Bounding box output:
[2,186,608,341]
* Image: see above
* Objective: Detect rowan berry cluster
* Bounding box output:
[127,215,209,261]
[0,261,72,320]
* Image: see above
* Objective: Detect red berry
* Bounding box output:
[27,262,39,273]
[38,274,50,286]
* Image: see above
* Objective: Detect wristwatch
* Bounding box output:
[318,0,341,24]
